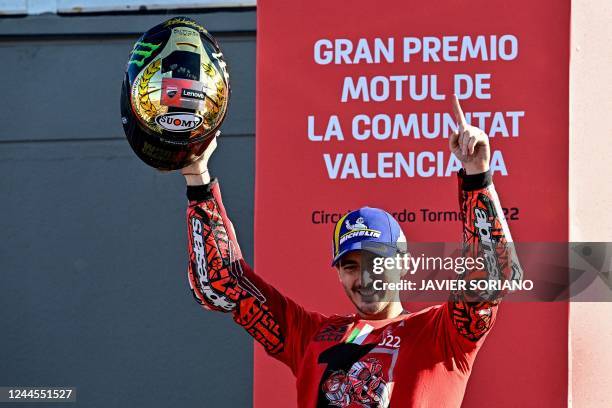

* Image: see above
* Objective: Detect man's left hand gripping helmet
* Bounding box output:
[120,17,230,170]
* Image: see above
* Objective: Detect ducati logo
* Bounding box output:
[166,86,178,98]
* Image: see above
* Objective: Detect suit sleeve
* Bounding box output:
[447,169,523,344]
[185,178,324,374]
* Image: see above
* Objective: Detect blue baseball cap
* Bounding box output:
[331,207,407,266]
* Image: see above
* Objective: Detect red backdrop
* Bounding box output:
[255,0,569,406]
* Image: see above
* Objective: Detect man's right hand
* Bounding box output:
[449,95,491,175]
[181,136,218,186]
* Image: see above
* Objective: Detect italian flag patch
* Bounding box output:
[345,323,374,345]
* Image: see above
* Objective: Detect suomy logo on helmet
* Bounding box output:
[155,112,203,132]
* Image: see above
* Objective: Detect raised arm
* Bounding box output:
[447,96,523,342]
[181,138,325,373]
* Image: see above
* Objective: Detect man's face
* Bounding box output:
[336,250,405,319]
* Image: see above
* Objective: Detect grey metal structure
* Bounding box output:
[0,10,256,407]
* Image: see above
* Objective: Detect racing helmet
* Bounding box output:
[120,17,230,170]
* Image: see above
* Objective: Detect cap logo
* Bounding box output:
[339,216,382,245]
[345,216,367,231]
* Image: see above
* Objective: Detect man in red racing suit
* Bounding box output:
[181,97,522,407]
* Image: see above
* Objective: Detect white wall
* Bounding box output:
[570,0,612,406]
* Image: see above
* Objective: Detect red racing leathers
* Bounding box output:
[185,170,521,407]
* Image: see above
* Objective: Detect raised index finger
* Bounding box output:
[451,94,467,130]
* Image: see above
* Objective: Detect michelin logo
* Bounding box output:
[345,217,368,231]
[340,217,381,245]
